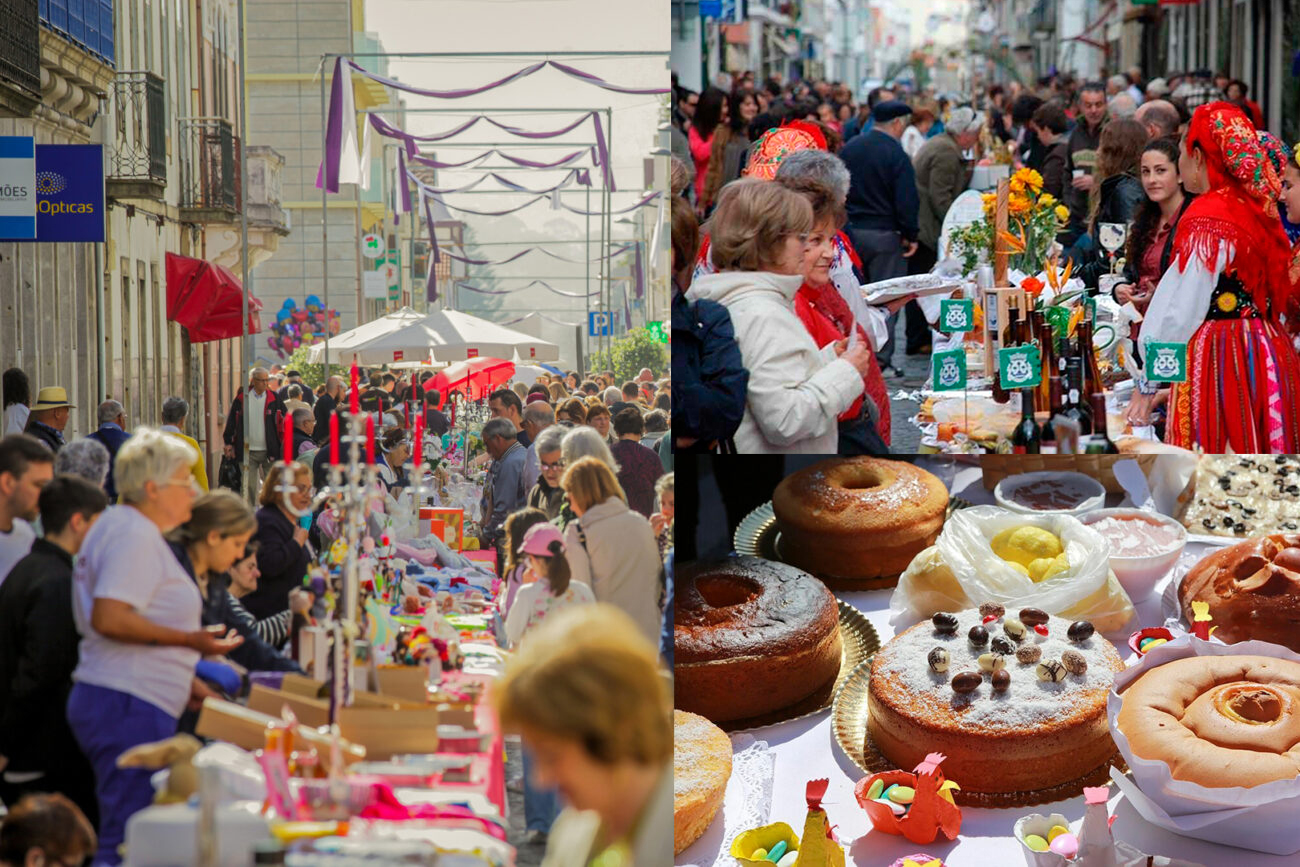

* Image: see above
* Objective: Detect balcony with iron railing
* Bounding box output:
[178,117,241,221]
[106,71,167,200]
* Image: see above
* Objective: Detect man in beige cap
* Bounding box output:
[23,387,73,454]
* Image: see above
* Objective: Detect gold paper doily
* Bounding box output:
[719,600,880,733]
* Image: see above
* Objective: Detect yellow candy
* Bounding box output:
[992,526,1064,568]
[887,785,915,804]
[1028,552,1070,582]
[1048,825,1069,842]
[1024,834,1049,852]
[753,849,768,860]
[1144,638,1168,650]
[865,779,884,800]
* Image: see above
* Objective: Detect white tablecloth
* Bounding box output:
[678,461,1300,867]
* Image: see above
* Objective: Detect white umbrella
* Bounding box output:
[310,309,560,366]
[423,310,559,363]
[305,306,425,363]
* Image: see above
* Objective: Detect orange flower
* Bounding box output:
[1021,276,1045,298]
[1008,194,1031,216]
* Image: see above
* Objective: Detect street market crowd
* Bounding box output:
[670,63,1300,454]
[0,358,674,864]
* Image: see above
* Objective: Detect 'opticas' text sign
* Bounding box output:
[31,144,105,242]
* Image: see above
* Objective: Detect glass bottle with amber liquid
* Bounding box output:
[1084,392,1119,453]
[1039,374,1062,454]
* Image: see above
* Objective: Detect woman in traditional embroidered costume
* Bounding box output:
[1128,102,1300,453]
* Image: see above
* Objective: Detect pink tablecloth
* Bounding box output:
[435,671,506,818]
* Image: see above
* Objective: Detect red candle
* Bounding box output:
[413,412,423,469]
[365,414,375,464]
[329,412,340,465]
[283,409,294,463]
[350,360,360,415]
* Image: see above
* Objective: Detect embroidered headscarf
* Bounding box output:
[742,121,828,181]
[1176,102,1293,314]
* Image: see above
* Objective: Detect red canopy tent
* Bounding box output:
[430,357,515,403]
[165,252,263,342]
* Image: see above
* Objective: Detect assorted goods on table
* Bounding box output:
[910,176,1143,456]
[124,399,511,866]
[674,454,1300,865]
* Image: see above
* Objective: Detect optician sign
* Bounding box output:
[0,136,36,240]
[0,142,105,242]
[34,144,105,242]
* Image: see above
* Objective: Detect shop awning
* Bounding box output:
[165,253,263,343]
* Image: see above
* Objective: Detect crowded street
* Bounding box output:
[0,1,671,865]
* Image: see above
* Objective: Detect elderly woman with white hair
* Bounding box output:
[66,427,244,866]
[53,436,110,487]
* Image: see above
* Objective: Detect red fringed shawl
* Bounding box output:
[1175,102,1295,318]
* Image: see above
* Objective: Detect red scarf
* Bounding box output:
[792,281,891,445]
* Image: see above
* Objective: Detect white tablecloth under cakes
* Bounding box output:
[677,461,1300,867]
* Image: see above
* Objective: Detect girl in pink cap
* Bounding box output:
[504,522,595,649]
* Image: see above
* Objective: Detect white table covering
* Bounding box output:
[678,461,1300,867]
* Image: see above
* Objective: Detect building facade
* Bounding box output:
[244,0,399,369]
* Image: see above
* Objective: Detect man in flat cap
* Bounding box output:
[839,99,921,377]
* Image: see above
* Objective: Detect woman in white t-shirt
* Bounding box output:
[66,427,245,867]
[502,520,594,840]
[2,367,30,436]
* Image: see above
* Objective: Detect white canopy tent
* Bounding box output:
[305,308,559,366]
[305,306,426,363]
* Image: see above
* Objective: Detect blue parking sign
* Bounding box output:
[588,311,613,337]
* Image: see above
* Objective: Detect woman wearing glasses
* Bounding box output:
[685,178,871,453]
[242,462,314,622]
[526,426,566,523]
[67,428,245,866]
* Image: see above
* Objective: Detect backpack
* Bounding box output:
[670,290,748,453]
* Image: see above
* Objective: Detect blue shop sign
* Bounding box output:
[32,144,106,242]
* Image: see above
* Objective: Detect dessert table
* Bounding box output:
[677,460,1300,867]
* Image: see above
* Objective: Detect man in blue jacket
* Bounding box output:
[670,289,748,453]
[87,399,131,502]
[840,99,921,376]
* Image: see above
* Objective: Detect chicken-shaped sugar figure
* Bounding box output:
[855,752,962,845]
[793,779,845,867]
[1075,785,1120,867]
[1189,601,1217,641]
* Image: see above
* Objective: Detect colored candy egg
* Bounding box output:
[874,797,906,816]
[753,849,768,860]
[1003,617,1027,641]
[928,647,950,674]
[778,853,798,867]
[1143,638,1168,651]
[1068,620,1095,642]
[865,778,885,800]
[969,624,990,646]
[1047,825,1070,842]
[1024,834,1050,852]
[1034,623,1050,636]
[1049,832,1079,858]
[1019,607,1049,626]
[932,612,959,634]
[767,841,788,862]
[979,601,1005,618]
[887,785,915,805]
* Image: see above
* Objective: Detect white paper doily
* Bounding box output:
[678,733,776,867]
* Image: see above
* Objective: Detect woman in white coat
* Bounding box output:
[686,178,873,452]
[559,456,661,645]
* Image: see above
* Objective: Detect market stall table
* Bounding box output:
[677,459,1300,867]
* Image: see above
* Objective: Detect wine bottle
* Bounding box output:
[1036,314,1054,413]
[992,295,1016,405]
[1012,394,1041,454]
[1077,318,1103,402]
[1061,357,1093,438]
[1085,392,1118,453]
[1040,375,1061,454]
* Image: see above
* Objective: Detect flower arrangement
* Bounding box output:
[948,169,1070,276]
